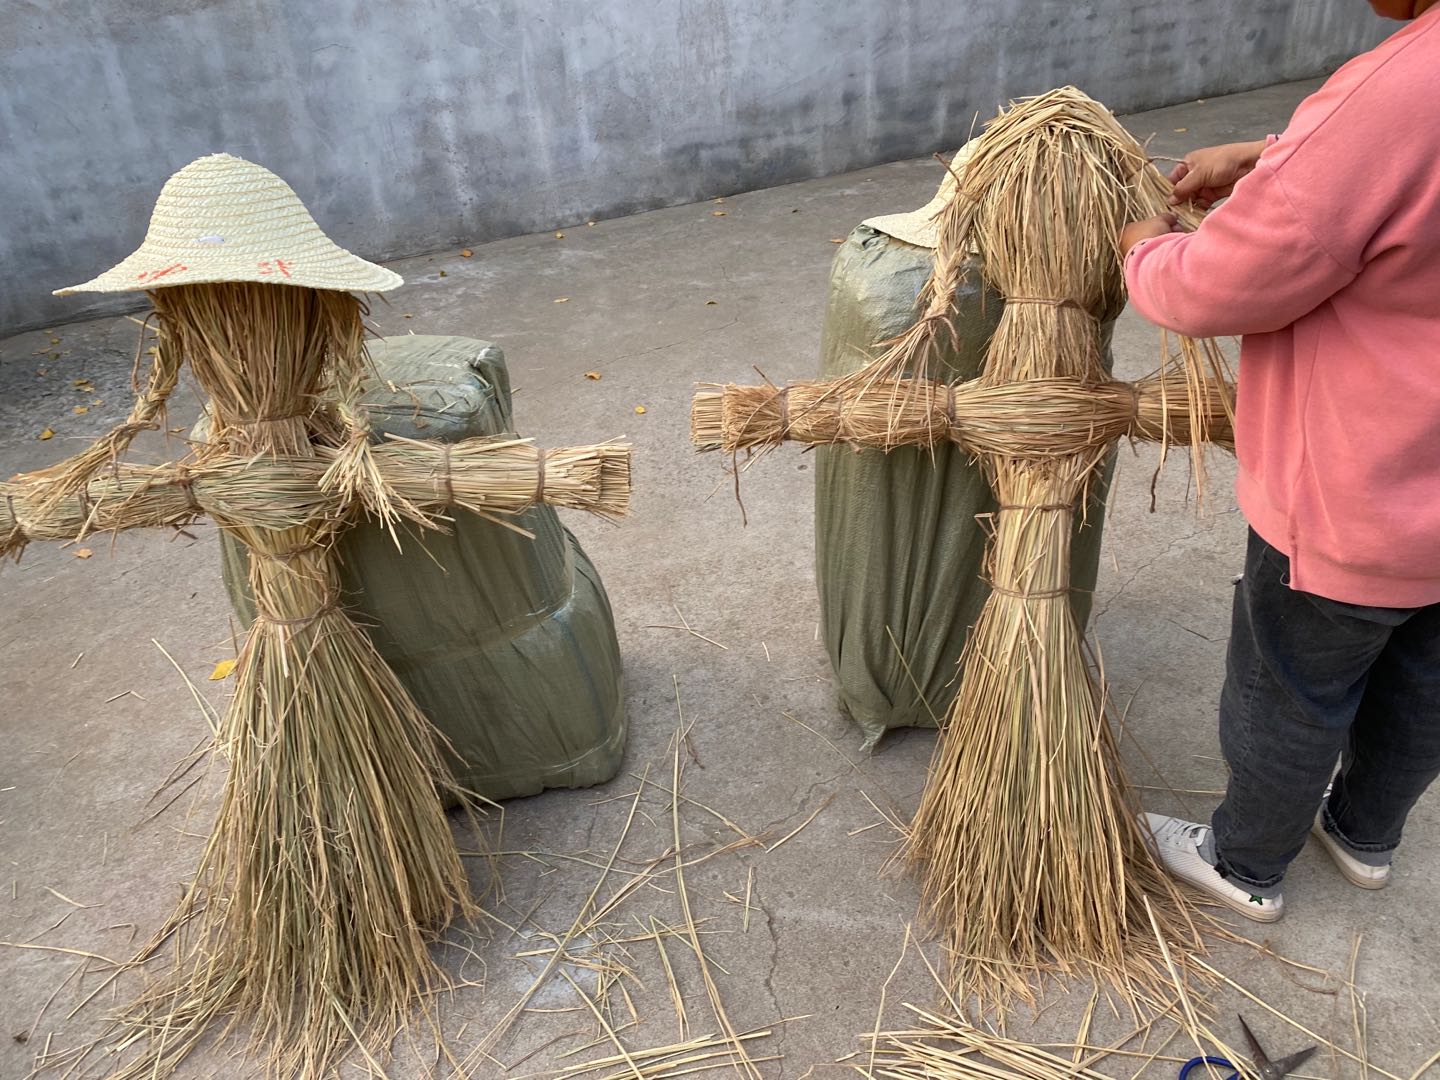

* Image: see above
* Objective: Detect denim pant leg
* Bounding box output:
[1325,600,1440,861]
[1210,531,1398,894]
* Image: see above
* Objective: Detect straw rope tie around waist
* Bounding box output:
[988,584,1072,600]
[256,599,341,628]
[252,546,316,564]
[1005,296,1098,321]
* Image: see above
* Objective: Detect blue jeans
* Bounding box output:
[1210,530,1440,897]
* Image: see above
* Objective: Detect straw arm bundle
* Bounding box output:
[690,372,1235,457]
[1,438,631,560]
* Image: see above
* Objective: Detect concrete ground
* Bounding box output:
[2,81,1436,1078]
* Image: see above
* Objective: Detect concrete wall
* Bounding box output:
[1,0,1388,334]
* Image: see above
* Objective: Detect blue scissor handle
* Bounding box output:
[1179,1056,1240,1080]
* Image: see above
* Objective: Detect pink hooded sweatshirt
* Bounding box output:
[1124,9,1440,608]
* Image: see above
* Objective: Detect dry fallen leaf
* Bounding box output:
[634,405,647,414]
[705,300,718,306]
[460,248,474,258]
[49,337,60,345]
[209,659,237,681]
[829,238,845,244]
[74,548,93,560]
[584,371,602,381]
[1174,127,1188,133]
[438,269,447,277]
[712,210,727,217]
[586,220,597,227]
[714,197,726,203]
[169,427,186,434]
[402,313,414,319]
[554,297,570,303]
[73,405,88,414]
[72,379,91,388]
[38,428,54,440]
[555,231,565,239]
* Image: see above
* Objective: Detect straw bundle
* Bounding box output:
[690,371,1235,457]
[1,437,632,559]
[27,283,484,1079]
[882,88,1219,1002]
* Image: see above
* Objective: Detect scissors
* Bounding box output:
[1179,1014,1317,1079]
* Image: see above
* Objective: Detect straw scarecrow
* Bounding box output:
[692,88,1235,1003]
[3,154,630,1077]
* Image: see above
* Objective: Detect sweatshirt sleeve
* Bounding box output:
[1123,161,1359,339]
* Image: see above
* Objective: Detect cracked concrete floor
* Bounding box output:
[3,81,1438,1078]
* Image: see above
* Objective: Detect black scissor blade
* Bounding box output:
[1258,1045,1317,1079]
[1237,1013,1268,1064]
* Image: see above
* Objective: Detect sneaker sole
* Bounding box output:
[1311,821,1390,891]
[1165,863,1284,923]
[1193,883,1285,923]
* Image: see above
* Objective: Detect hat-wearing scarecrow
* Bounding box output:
[692,88,1235,1005]
[5,154,630,1077]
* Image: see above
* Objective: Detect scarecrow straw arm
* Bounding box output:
[1,437,631,558]
[690,373,1234,456]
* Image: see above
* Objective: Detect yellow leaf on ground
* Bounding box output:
[460,248,474,257]
[209,659,237,681]
[38,428,54,440]
[714,197,726,203]
[555,231,565,239]
[586,220,597,227]
[1174,127,1189,133]
[705,300,718,306]
[74,548,93,559]
[554,297,570,303]
[712,210,727,217]
[402,313,414,319]
[73,405,88,414]
[584,371,602,381]
[634,405,647,414]
[829,238,845,244]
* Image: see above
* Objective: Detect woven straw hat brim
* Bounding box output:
[55,153,402,297]
[862,141,979,250]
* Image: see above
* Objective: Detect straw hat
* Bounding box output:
[862,140,981,249]
[55,153,402,296]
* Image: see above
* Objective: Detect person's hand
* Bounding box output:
[1169,140,1268,208]
[1120,213,1184,257]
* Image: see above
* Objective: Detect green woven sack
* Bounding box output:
[815,226,1115,750]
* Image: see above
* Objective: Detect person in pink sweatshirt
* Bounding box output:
[1120,0,1440,923]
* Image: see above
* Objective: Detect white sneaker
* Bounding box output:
[1311,810,1391,890]
[1140,813,1284,923]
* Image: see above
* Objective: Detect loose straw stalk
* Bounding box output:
[39,283,481,1079]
